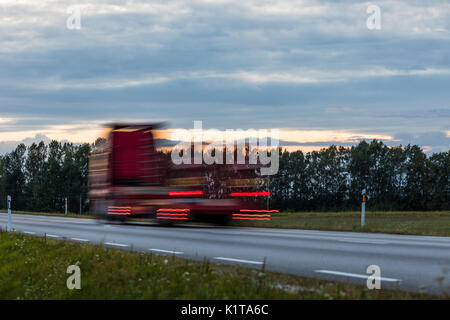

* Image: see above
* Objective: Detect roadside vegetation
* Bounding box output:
[0,231,443,300]
[1,139,448,215]
[9,210,96,219]
[233,211,450,237]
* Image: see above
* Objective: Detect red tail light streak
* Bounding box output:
[156,216,189,220]
[231,209,278,221]
[107,206,131,215]
[239,209,279,213]
[157,208,190,220]
[169,190,204,196]
[157,208,190,212]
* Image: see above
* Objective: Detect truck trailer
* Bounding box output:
[88,123,277,225]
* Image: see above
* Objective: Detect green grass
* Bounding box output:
[232,211,450,237]
[10,210,97,219]
[0,231,442,300]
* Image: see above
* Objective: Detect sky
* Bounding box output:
[0,0,449,154]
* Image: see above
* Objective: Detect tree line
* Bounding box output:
[270,140,449,211]
[0,141,91,212]
[0,139,448,213]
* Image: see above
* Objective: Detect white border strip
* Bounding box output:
[315,270,401,282]
[149,248,183,255]
[105,242,129,247]
[214,257,264,265]
[71,238,89,242]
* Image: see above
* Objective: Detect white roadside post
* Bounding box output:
[65,197,68,215]
[7,195,11,232]
[361,189,366,228]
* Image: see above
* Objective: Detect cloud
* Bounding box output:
[393,131,450,152]
[0,134,52,155]
[0,0,449,153]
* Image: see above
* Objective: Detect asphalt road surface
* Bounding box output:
[1,212,449,295]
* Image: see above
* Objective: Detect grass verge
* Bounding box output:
[9,210,97,219]
[0,231,443,300]
[232,211,450,237]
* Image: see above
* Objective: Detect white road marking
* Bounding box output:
[105,242,129,247]
[46,234,60,238]
[71,238,89,242]
[214,257,264,265]
[315,270,401,282]
[149,248,183,255]
[23,231,35,234]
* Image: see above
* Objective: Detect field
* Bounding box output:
[0,231,439,300]
[233,211,450,237]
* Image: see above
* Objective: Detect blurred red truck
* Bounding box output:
[88,123,277,225]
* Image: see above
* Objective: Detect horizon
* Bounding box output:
[0,129,446,156]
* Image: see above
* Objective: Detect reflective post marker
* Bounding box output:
[65,197,68,215]
[7,195,11,232]
[361,189,366,228]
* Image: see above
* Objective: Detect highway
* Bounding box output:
[1,212,450,295]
